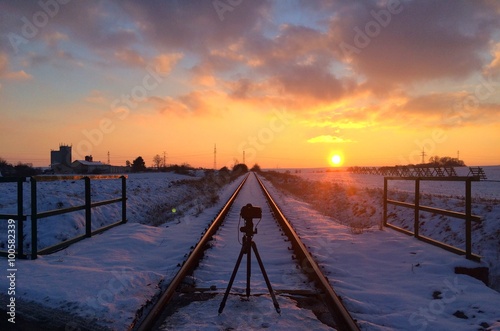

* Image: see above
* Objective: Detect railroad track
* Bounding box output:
[131,172,359,331]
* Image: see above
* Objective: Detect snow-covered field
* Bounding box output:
[0,169,499,330]
[267,166,500,292]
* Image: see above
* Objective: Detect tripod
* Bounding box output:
[218,215,281,314]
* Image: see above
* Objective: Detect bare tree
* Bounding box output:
[152,154,163,170]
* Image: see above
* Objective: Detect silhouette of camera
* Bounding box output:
[240,203,262,220]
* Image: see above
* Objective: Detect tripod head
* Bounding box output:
[240,203,261,237]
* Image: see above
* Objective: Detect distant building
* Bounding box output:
[50,144,72,173]
[50,146,129,174]
[71,155,110,174]
[71,155,130,174]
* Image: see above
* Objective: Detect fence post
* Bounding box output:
[382,177,387,229]
[17,178,24,258]
[84,177,91,237]
[121,176,127,224]
[465,178,472,260]
[414,178,420,238]
[30,177,38,259]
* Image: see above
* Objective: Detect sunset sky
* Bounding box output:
[1,0,500,169]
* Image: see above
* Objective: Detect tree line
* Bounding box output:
[427,155,465,167]
[0,158,39,177]
[126,156,261,174]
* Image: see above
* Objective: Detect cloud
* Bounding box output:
[0,52,32,80]
[42,31,69,47]
[121,0,271,53]
[306,119,373,129]
[2,69,32,80]
[113,49,146,67]
[84,90,108,104]
[485,42,500,77]
[153,53,183,74]
[331,0,500,88]
[151,90,224,115]
[0,52,7,74]
[307,135,354,144]
[271,64,347,102]
[2,0,500,131]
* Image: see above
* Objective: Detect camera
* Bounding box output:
[240,203,262,220]
[240,203,261,236]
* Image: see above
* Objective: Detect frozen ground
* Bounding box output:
[0,169,499,330]
[260,174,500,330]
[267,166,500,292]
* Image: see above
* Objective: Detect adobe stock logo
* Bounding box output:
[8,0,72,53]
[236,109,292,166]
[446,75,499,127]
[339,0,403,59]
[212,0,244,21]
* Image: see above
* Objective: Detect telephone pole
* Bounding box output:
[421,148,426,164]
[243,150,245,165]
[214,144,217,170]
[163,151,166,168]
[107,151,110,164]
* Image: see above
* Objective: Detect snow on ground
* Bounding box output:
[268,166,500,292]
[0,171,204,252]
[0,172,244,330]
[159,173,330,330]
[0,169,499,330]
[259,174,500,330]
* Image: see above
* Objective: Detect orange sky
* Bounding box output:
[1,1,500,168]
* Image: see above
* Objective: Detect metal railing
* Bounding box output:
[0,175,127,259]
[0,177,28,257]
[383,176,481,261]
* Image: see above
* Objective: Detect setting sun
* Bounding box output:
[331,154,343,167]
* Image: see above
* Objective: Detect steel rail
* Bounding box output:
[132,173,250,331]
[133,171,359,330]
[255,173,360,331]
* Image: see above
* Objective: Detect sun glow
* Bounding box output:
[330,154,343,167]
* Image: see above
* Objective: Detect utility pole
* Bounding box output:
[214,144,217,170]
[457,150,460,160]
[107,151,110,164]
[243,150,245,165]
[421,148,426,164]
[163,151,166,168]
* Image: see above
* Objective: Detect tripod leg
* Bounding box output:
[251,242,281,314]
[218,238,249,314]
[246,238,251,298]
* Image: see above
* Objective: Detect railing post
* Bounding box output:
[84,177,91,237]
[17,178,24,258]
[465,178,472,260]
[30,177,38,259]
[121,175,127,224]
[382,177,387,229]
[414,178,420,238]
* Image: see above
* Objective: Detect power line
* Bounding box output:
[421,148,427,164]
